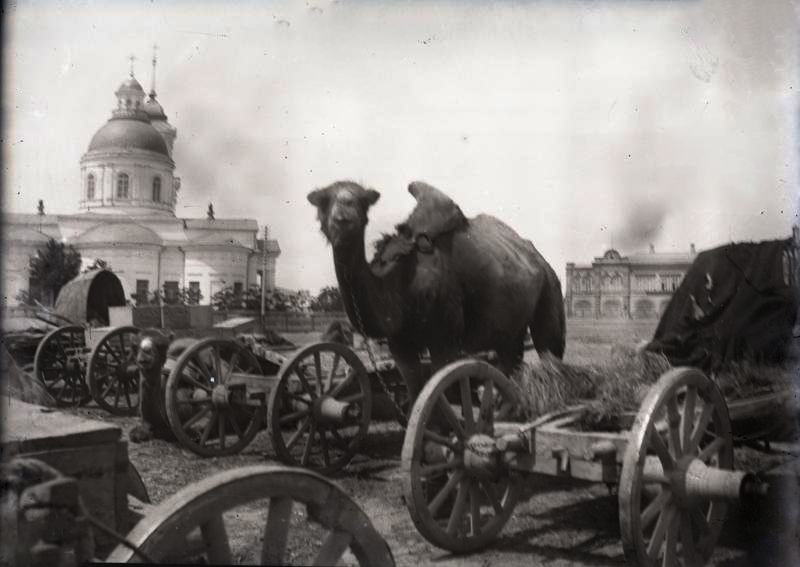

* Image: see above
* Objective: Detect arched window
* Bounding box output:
[116,173,129,199]
[152,177,161,202]
[87,174,95,200]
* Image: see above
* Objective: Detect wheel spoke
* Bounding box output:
[293,367,317,399]
[218,415,226,449]
[423,429,458,451]
[329,370,356,398]
[179,372,213,393]
[101,378,116,398]
[325,353,341,394]
[468,481,481,535]
[477,479,504,514]
[649,430,675,470]
[666,396,682,457]
[419,458,462,479]
[229,414,244,439]
[647,504,676,561]
[437,397,465,438]
[428,470,463,518]
[459,377,475,434]
[200,412,218,444]
[212,346,223,384]
[280,407,311,425]
[224,351,239,383]
[319,430,331,468]
[341,392,364,404]
[680,510,699,566]
[301,423,318,465]
[193,354,214,383]
[446,477,470,535]
[200,514,232,564]
[261,497,293,565]
[313,351,323,395]
[697,436,725,463]
[663,508,680,567]
[477,381,495,433]
[686,403,714,456]
[681,386,697,449]
[123,387,132,409]
[183,406,212,431]
[285,418,311,451]
[313,529,352,566]
[641,490,671,530]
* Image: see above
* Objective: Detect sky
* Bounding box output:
[3,0,799,295]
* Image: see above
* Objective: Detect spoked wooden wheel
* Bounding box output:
[619,367,734,567]
[166,338,266,457]
[105,465,395,565]
[87,326,141,415]
[401,359,524,553]
[33,325,91,406]
[267,342,372,474]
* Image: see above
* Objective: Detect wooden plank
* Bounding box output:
[728,391,793,422]
[1,397,121,456]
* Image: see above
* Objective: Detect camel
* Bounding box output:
[308,180,566,403]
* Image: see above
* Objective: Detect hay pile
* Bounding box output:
[512,351,671,429]
[512,349,795,431]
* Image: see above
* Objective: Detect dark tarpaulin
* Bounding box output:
[646,238,799,372]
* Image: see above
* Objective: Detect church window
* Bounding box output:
[135,280,149,306]
[116,173,129,199]
[87,174,95,200]
[152,177,161,202]
[163,281,179,304]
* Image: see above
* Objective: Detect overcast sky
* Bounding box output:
[4,0,799,294]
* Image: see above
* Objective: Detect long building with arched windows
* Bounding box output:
[564,244,697,319]
[3,58,280,308]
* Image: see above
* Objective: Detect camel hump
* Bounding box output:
[405,181,467,240]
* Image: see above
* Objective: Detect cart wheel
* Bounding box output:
[619,367,733,567]
[33,325,91,406]
[401,359,523,553]
[267,342,372,474]
[106,464,394,565]
[87,326,141,415]
[165,338,266,457]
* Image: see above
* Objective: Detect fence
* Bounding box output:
[214,310,349,333]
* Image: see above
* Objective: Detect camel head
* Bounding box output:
[308,181,380,247]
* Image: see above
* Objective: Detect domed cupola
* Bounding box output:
[142,49,177,157]
[79,54,179,217]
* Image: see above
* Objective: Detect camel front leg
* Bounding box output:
[388,342,425,406]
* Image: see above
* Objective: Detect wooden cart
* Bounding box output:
[158,337,405,471]
[29,269,141,415]
[399,359,796,566]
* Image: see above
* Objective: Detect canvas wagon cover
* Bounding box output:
[54,269,126,326]
[646,238,799,372]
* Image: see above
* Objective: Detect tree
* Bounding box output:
[310,285,344,312]
[206,203,215,220]
[28,238,81,305]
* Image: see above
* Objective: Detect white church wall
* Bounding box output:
[159,247,184,288]
[185,247,250,305]
[76,244,159,302]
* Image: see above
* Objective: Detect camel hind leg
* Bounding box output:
[529,277,566,360]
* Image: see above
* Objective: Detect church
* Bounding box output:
[3,55,280,308]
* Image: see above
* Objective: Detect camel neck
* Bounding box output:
[332,237,398,338]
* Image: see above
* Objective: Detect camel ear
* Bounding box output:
[363,189,380,207]
[307,188,329,208]
[405,181,466,239]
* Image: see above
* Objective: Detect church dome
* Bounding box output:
[143,97,167,121]
[87,117,169,156]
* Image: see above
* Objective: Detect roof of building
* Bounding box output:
[73,222,162,246]
[189,232,249,248]
[628,252,696,265]
[144,93,167,121]
[87,117,169,156]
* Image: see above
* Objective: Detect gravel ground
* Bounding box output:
[59,325,799,565]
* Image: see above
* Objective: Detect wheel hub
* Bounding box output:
[312,395,361,425]
[211,384,231,408]
[463,434,501,479]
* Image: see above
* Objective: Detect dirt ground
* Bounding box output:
[61,322,799,566]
